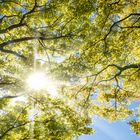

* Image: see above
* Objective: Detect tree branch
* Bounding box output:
[0,0,37,34]
[0,35,72,48]
[0,34,72,59]
[88,63,140,85]
[0,48,27,60]
[104,13,140,40]
[19,0,37,24]
[0,121,30,139]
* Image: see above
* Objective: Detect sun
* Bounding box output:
[26,72,47,90]
[26,71,58,97]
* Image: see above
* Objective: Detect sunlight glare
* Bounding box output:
[27,72,47,90]
[26,72,58,97]
[10,96,27,106]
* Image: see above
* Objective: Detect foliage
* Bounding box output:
[0,0,140,139]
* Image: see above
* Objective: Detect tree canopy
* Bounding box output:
[0,0,140,139]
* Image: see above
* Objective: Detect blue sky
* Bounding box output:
[79,117,140,140]
[78,92,140,140]
[77,71,140,140]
